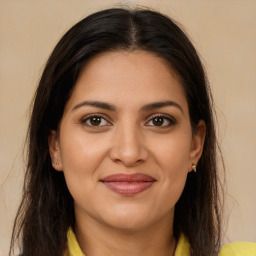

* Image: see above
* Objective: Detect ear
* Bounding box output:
[189,120,206,172]
[48,130,63,171]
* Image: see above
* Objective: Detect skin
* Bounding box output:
[49,50,205,256]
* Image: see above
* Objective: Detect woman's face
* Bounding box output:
[49,50,205,232]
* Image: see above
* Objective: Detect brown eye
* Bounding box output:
[90,117,102,126]
[152,117,164,126]
[146,115,175,127]
[82,116,109,127]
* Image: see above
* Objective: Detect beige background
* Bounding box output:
[0,0,256,254]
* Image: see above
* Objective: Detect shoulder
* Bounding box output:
[175,234,256,256]
[219,242,256,256]
[67,227,85,256]
[174,234,190,256]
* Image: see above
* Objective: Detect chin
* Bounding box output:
[103,216,154,232]
[97,206,168,232]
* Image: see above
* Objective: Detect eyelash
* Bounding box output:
[80,114,112,128]
[80,114,176,128]
[145,114,176,127]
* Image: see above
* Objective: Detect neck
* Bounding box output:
[74,212,177,256]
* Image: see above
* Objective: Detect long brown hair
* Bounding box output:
[10,7,223,256]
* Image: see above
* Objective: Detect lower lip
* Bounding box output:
[102,181,155,196]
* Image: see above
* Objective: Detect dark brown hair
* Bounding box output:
[10,7,223,256]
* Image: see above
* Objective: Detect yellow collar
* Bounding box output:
[66,227,190,256]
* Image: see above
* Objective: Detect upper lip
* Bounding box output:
[101,173,155,182]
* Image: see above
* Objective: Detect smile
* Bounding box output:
[101,173,156,196]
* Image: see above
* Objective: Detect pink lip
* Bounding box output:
[101,173,155,196]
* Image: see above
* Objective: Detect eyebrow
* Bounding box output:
[141,101,184,114]
[72,100,184,114]
[72,101,116,111]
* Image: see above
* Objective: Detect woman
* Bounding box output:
[9,7,256,256]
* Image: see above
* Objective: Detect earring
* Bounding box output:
[52,161,59,166]
[192,163,197,172]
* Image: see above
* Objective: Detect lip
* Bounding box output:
[101,173,156,196]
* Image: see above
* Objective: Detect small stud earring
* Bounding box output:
[52,161,58,166]
[192,163,197,172]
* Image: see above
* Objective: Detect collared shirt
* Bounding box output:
[66,228,256,256]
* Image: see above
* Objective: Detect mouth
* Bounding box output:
[100,173,156,196]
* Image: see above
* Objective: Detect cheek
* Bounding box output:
[152,133,192,174]
[150,134,191,205]
[58,129,109,196]
[59,128,108,172]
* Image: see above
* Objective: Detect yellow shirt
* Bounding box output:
[66,228,256,256]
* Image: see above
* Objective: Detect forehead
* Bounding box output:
[65,50,188,113]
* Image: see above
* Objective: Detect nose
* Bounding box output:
[109,123,149,167]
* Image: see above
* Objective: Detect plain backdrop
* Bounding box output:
[0,0,256,255]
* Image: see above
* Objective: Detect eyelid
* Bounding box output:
[80,113,113,126]
[79,112,176,128]
[145,113,176,127]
